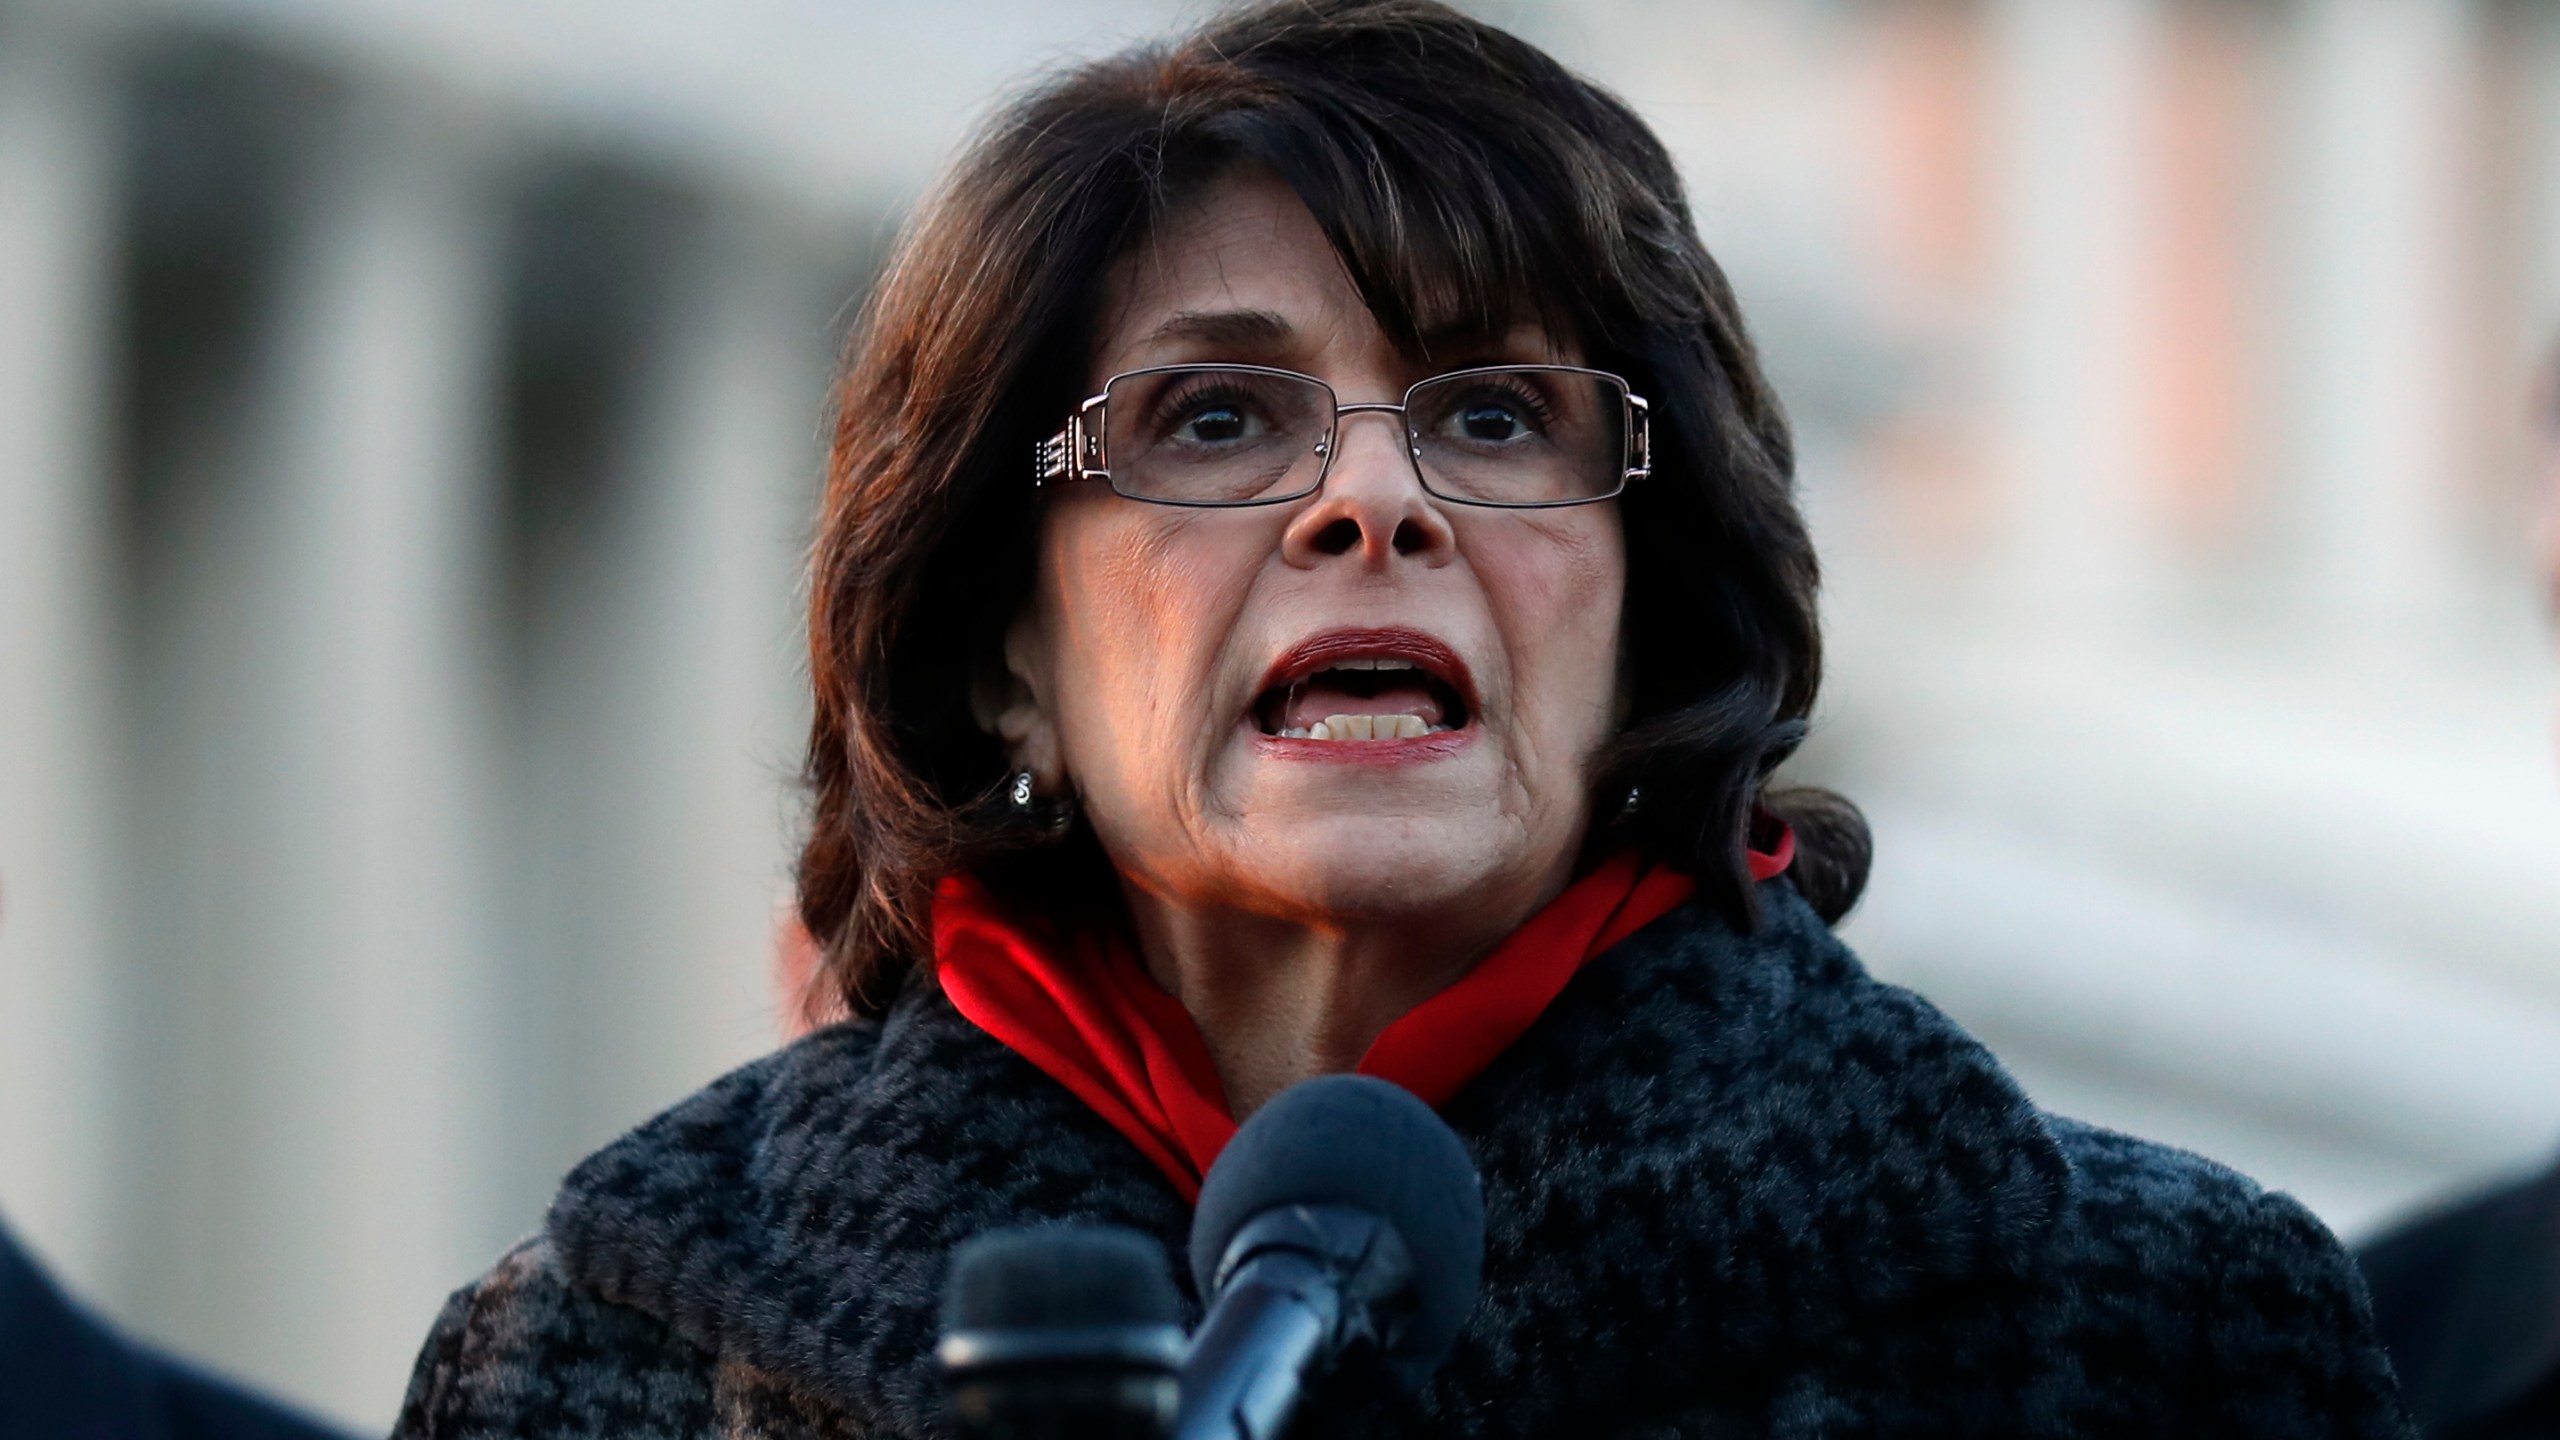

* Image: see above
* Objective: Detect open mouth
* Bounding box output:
[1250,628,1475,743]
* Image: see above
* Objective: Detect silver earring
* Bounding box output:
[1623,785,1643,816]
[1008,769,1074,840]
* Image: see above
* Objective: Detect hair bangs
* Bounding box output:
[1139,98,1615,365]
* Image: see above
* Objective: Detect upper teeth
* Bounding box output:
[1330,658,1417,672]
[1278,714,1445,741]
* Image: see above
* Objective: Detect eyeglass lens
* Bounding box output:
[1099,367,1628,507]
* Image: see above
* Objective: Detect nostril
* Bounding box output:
[1310,516,1362,556]
[1391,517,1432,556]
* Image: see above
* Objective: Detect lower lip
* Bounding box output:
[1247,726,1478,765]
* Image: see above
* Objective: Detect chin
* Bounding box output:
[1242,815,1524,922]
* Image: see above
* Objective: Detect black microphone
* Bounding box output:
[1176,1074,1485,1440]
[939,1224,1187,1439]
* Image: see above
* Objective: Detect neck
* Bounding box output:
[1121,884,1548,1118]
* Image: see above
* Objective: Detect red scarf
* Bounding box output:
[934,835,1793,1201]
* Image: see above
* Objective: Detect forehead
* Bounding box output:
[1094,173,1374,369]
[1091,171,1571,379]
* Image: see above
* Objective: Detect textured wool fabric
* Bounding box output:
[393,883,2415,1439]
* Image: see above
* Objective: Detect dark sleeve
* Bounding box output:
[1,1216,159,1439]
[3,1212,352,1440]
[2354,1156,2560,1431]
[149,1359,353,1440]
[390,1238,720,1440]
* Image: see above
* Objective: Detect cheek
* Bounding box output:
[1475,517,1627,746]
[1039,507,1258,780]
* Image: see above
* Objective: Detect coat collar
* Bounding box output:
[548,884,2069,1435]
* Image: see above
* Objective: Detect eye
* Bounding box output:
[1154,383,1275,447]
[1178,401,1259,445]
[1457,400,1529,442]
[1431,380,1555,446]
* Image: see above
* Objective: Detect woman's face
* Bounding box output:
[990,172,1627,928]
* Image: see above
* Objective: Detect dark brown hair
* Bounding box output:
[798,0,1871,1015]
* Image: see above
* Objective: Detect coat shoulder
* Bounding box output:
[2041,1114,2371,1321]
[2005,1115,2415,1435]
[400,1015,926,1439]
[392,1235,719,1440]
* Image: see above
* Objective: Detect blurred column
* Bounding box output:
[0,7,119,1285]
[1983,0,2162,611]
[587,209,825,1114]
[2275,0,2475,620]
[2525,3,2560,343]
[164,91,506,1422]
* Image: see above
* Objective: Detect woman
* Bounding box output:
[395,2,2412,1435]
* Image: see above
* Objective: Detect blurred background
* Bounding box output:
[4,0,2558,1428]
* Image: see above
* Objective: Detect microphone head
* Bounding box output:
[941,1226,1183,1439]
[944,1225,1183,1335]
[1190,1074,1484,1373]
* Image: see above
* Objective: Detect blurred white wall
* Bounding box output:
[1602,0,2560,1230]
[2,0,2556,1428]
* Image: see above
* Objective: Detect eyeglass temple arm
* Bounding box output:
[1625,394,1652,482]
[1035,393,1113,485]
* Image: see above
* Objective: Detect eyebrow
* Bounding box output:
[1143,308,1297,349]
[1138,306,1558,364]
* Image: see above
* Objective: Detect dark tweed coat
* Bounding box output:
[393,884,2414,1438]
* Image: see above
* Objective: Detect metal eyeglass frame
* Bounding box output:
[1033,361,1652,509]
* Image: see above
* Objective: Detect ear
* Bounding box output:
[970,602,1066,793]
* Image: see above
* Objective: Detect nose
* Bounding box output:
[1279,406,1457,568]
